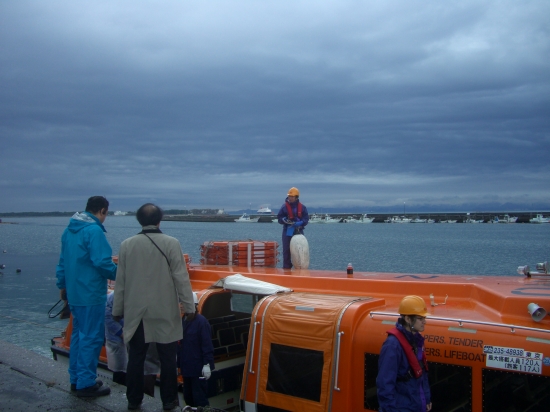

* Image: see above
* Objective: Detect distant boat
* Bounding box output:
[464,213,484,223]
[113,211,127,216]
[491,214,518,224]
[257,205,272,214]
[234,213,259,223]
[464,218,484,223]
[530,214,550,224]
[385,216,411,223]
[308,214,323,223]
[410,216,427,223]
[440,219,457,223]
[344,214,374,223]
[319,214,341,223]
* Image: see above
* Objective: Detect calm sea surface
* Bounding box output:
[0,216,548,358]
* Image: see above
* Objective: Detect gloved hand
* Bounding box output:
[293,220,303,227]
[202,364,211,380]
[282,217,291,225]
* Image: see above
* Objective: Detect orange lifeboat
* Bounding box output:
[51,240,550,411]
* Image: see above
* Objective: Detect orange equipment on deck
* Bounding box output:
[200,240,278,267]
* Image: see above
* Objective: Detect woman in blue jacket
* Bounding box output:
[376,295,432,412]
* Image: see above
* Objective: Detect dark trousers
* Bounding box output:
[183,376,209,407]
[113,372,156,397]
[127,321,178,405]
[282,233,292,269]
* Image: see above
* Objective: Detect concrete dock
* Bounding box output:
[0,340,177,412]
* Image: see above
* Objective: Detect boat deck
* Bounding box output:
[189,264,550,331]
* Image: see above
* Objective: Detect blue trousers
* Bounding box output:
[69,304,105,389]
[183,376,209,407]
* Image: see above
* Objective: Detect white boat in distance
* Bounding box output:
[308,213,322,223]
[491,214,518,224]
[464,218,484,223]
[410,217,427,223]
[257,205,272,214]
[440,220,457,223]
[344,214,374,223]
[385,216,412,223]
[320,214,341,223]
[234,213,259,223]
[530,214,550,224]
[464,213,484,223]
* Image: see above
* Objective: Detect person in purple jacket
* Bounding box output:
[178,292,215,407]
[376,295,432,412]
[276,187,309,269]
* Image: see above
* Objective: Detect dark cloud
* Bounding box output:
[1,0,549,212]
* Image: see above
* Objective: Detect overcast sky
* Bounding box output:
[1,1,549,213]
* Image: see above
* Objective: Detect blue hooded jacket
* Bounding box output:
[56,212,117,306]
[376,322,431,412]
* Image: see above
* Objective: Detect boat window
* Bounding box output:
[266,343,323,402]
[482,369,550,411]
[231,292,261,314]
[364,354,472,411]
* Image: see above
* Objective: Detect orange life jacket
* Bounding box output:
[285,201,303,220]
[387,327,428,379]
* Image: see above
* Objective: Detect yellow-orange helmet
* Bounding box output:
[287,187,300,197]
[398,295,429,317]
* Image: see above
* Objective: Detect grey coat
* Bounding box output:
[112,226,195,344]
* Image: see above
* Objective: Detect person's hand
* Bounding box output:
[293,220,303,227]
[60,289,67,301]
[427,402,432,411]
[282,218,291,224]
[202,364,211,380]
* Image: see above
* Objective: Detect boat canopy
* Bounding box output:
[211,274,292,295]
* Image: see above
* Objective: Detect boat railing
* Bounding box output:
[369,311,550,335]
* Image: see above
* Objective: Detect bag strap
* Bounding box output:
[142,233,171,270]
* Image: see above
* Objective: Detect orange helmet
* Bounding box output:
[287,187,300,197]
[398,295,429,317]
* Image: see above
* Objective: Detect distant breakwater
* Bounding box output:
[163,212,547,224]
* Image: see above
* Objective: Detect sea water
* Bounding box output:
[0,216,548,358]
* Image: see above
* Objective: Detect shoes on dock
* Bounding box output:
[70,378,103,392]
[76,382,111,397]
[163,399,179,410]
[128,401,142,410]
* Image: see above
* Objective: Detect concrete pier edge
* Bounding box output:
[0,339,167,412]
